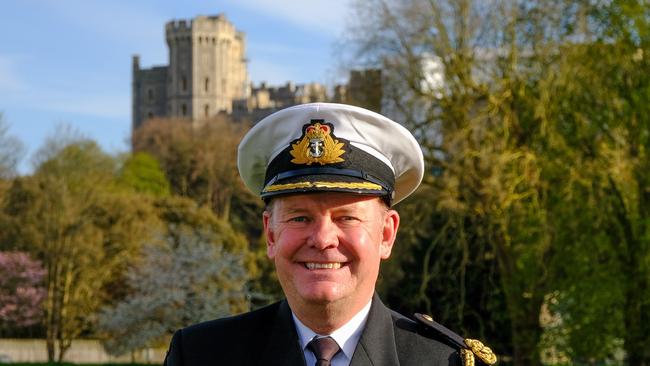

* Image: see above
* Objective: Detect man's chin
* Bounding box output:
[296,287,347,306]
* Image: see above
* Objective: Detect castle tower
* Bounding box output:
[165,14,248,120]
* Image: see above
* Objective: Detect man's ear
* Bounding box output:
[263,210,276,258]
[380,209,399,260]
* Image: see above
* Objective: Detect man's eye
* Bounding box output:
[287,216,309,223]
[339,216,359,222]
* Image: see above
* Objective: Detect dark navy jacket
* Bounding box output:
[164,294,461,366]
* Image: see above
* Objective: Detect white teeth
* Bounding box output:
[305,262,342,270]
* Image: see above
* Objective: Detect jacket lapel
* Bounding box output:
[259,300,306,366]
[350,294,401,366]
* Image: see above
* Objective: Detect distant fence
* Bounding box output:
[0,339,166,364]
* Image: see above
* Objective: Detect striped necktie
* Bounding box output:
[307,336,340,366]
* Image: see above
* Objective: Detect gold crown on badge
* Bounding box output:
[290,122,345,165]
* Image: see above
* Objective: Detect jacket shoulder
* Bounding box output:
[387,310,459,365]
[182,300,281,338]
[164,301,282,366]
[411,313,498,366]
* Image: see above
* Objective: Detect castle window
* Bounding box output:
[181,104,187,116]
[205,78,209,92]
[204,104,209,117]
[181,76,187,91]
[148,112,154,119]
[147,88,154,101]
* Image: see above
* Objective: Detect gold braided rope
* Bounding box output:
[460,348,475,366]
[464,339,497,365]
[263,181,383,193]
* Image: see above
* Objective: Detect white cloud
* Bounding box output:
[226,0,352,37]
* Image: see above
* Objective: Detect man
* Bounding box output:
[164,103,496,366]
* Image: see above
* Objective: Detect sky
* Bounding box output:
[0,0,355,173]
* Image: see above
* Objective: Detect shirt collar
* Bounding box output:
[292,299,372,361]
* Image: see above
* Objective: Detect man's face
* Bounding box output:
[263,192,399,312]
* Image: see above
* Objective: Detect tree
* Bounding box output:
[346,1,650,364]
[348,1,561,363]
[132,117,279,307]
[132,116,260,226]
[0,251,46,331]
[0,140,156,362]
[538,22,650,364]
[98,226,250,356]
[0,114,25,179]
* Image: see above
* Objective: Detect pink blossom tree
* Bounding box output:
[0,251,46,327]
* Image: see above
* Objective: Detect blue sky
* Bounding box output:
[0,0,354,173]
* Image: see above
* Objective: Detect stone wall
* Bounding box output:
[0,339,166,364]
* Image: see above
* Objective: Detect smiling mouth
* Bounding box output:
[304,262,343,270]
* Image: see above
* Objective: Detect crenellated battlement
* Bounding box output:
[165,19,192,33]
[165,13,236,36]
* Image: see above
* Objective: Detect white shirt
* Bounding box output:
[292,300,372,366]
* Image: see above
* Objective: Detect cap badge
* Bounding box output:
[290,122,345,165]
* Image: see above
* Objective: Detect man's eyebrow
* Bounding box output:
[280,206,309,214]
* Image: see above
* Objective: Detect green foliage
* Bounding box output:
[132,116,262,228]
[350,0,650,365]
[0,118,280,360]
[132,116,276,302]
[117,152,170,197]
[0,141,157,361]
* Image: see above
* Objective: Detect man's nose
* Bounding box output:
[308,217,339,249]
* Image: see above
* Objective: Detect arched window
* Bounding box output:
[181,76,187,91]
[205,77,209,92]
[181,104,187,116]
[204,104,209,117]
[147,88,154,101]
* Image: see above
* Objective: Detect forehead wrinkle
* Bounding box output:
[282,207,310,215]
[284,200,364,214]
[272,194,383,214]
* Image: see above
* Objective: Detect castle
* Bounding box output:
[132,14,248,129]
[132,14,381,130]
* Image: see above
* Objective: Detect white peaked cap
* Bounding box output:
[237,103,424,205]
